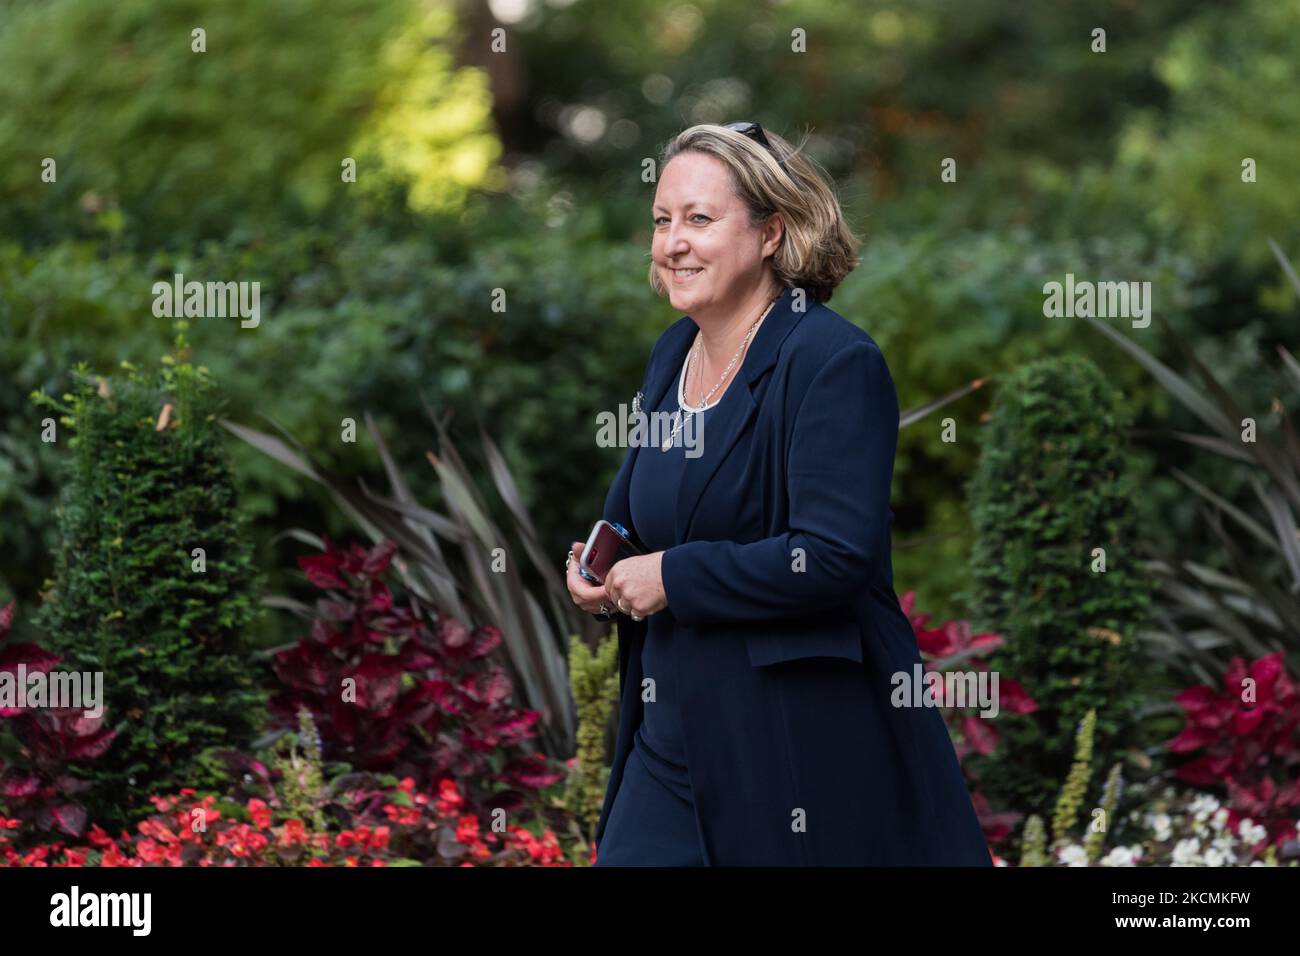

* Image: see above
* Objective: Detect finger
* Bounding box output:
[569,553,601,589]
[566,557,594,606]
[566,543,590,591]
[570,541,602,584]
[569,569,605,603]
[607,585,631,615]
[566,546,608,615]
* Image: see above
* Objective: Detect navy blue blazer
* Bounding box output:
[593,286,992,866]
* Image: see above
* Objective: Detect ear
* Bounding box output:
[761,212,784,258]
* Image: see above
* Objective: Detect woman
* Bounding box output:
[567,122,992,866]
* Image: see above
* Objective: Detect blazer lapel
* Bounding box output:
[603,317,695,550]
[674,286,804,543]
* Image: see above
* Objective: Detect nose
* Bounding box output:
[663,220,690,261]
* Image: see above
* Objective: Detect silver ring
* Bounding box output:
[565,550,573,570]
[598,602,610,615]
[631,613,644,622]
[617,599,629,613]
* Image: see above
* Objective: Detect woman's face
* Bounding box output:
[652,151,780,321]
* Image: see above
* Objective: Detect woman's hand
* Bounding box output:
[604,551,667,620]
[566,541,613,615]
[566,542,668,620]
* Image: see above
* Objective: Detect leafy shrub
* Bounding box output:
[1167,651,1300,847]
[1081,241,1300,685]
[563,631,619,842]
[229,402,589,759]
[964,355,1151,817]
[30,327,264,827]
[0,0,497,243]
[0,602,117,840]
[268,535,564,817]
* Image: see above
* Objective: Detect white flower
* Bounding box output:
[1189,793,1220,819]
[1211,835,1237,865]
[1211,807,1230,831]
[1148,812,1172,842]
[1203,847,1226,867]
[1172,838,1202,865]
[1238,819,1267,845]
[1100,846,1141,867]
[1057,844,1089,867]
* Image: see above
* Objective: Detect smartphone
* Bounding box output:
[578,520,642,586]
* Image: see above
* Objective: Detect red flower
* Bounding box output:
[137,818,180,845]
[246,798,272,830]
[278,819,307,847]
[455,814,480,845]
[435,778,465,816]
[383,803,421,825]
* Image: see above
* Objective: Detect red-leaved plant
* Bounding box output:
[0,602,117,840]
[1167,651,1300,848]
[268,537,562,820]
[902,591,1037,845]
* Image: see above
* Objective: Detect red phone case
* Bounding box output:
[580,521,641,584]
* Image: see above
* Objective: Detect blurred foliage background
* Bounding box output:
[2,0,1298,658]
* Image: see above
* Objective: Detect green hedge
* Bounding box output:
[31,329,265,827]
[962,355,1151,817]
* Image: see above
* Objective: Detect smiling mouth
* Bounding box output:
[670,267,703,282]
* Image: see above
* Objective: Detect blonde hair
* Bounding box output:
[648,124,860,304]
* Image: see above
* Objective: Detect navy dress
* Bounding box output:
[593,354,740,866]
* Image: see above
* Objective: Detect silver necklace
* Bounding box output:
[661,289,781,451]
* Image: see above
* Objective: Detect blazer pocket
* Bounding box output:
[744,611,865,668]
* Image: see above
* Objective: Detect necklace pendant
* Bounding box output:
[662,410,680,451]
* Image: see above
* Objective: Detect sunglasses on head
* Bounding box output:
[723,121,788,175]
[722,120,773,150]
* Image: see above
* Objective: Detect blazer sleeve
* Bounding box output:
[659,340,898,626]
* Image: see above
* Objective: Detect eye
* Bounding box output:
[653,213,711,226]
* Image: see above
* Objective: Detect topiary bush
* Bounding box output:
[962,354,1151,818]
[30,323,265,828]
